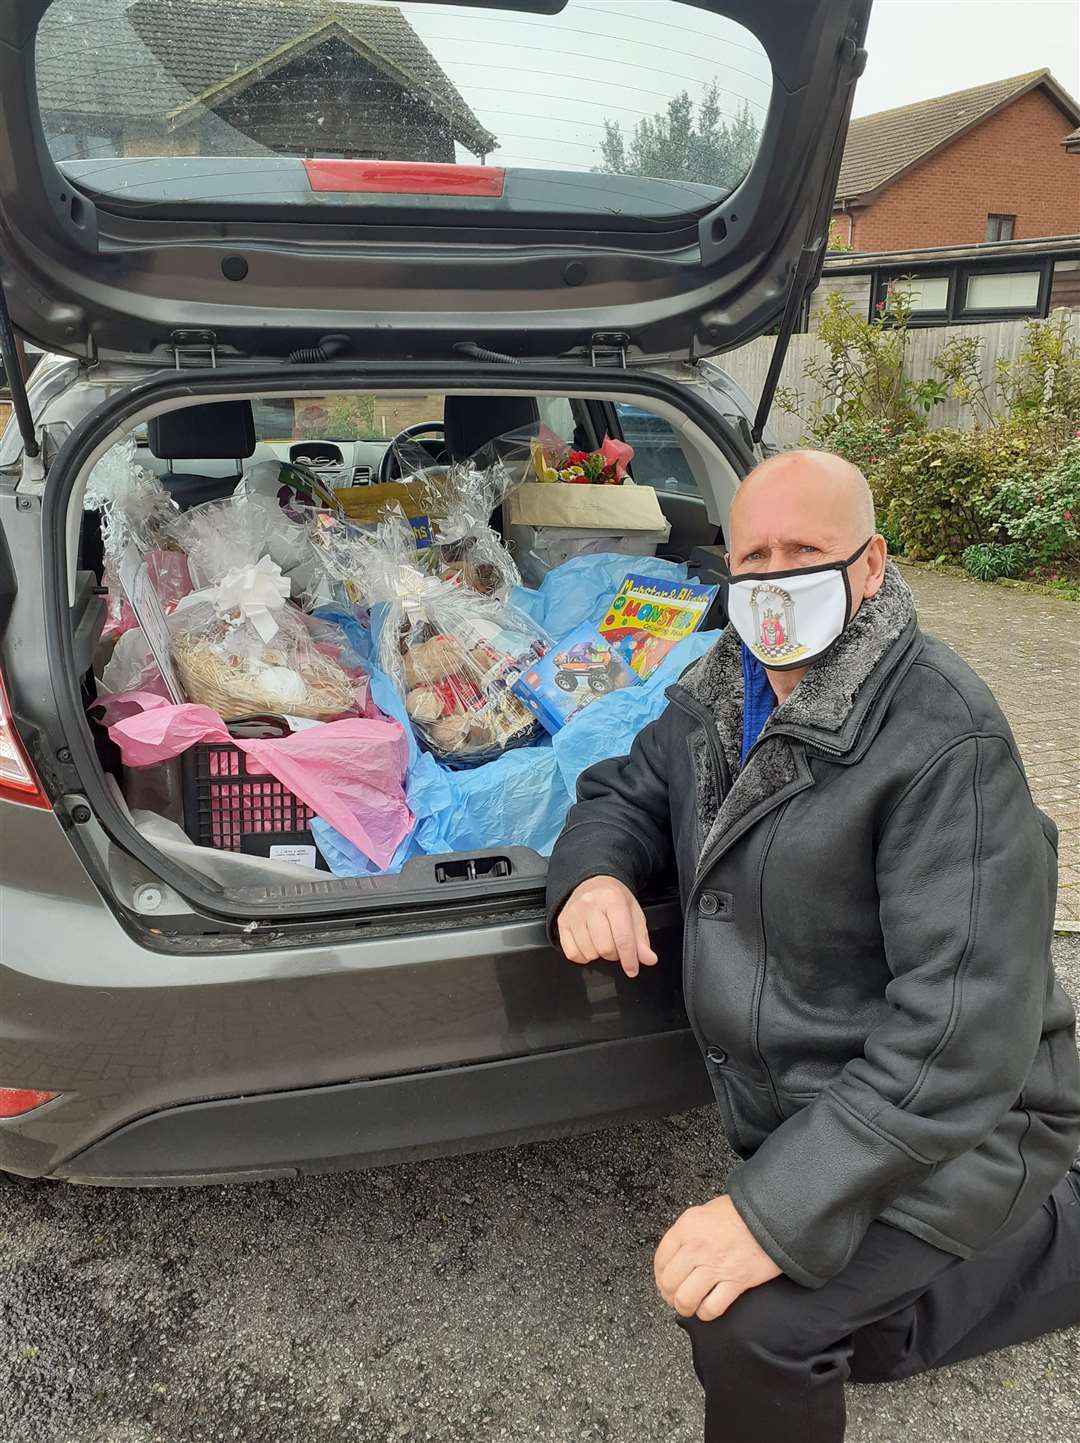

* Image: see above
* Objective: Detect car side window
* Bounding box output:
[614,403,700,500]
[537,396,577,444]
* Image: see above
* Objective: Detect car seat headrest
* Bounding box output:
[442,395,540,460]
[148,401,257,462]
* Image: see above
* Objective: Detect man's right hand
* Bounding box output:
[556,876,658,979]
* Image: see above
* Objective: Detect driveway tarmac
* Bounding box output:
[3,937,1078,1443]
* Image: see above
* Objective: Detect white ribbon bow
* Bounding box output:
[213,555,291,643]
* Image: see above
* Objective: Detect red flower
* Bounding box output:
[1065,510,1074,521]
[568,450,590,463]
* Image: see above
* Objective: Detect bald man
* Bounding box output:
[545,451,1080,1442]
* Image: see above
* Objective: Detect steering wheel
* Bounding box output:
[377,421,447,483]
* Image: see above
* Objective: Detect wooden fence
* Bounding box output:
[720,313,1080,450]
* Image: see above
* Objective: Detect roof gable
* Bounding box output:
[36,0,495,156]
[836,69,1080,203]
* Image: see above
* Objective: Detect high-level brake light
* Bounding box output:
[303,158,505,198]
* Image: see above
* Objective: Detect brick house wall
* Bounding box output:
[838,89,1080,252]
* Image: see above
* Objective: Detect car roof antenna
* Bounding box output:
[0,263,39,460]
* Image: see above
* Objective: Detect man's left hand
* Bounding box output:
[654,1195,782,1321]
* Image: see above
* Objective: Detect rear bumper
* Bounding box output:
[52,1030,710,1186]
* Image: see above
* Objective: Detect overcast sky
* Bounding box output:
[400,0,1080,172]
[56,1,1080,182]
[855,1,1079,114]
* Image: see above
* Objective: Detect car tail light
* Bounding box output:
[0,665,50,808]
[303,158,505,198]
[0,1088,59,1119]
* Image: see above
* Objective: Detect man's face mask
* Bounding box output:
[724,538,873,671]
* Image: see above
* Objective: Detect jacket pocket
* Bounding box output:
[704,1053,782,1157]
[774,1086,820,1121]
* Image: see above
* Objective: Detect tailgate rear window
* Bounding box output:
[36,0,771,219]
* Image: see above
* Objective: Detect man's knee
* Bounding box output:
[679,1278,826,1382]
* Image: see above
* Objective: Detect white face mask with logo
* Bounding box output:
[724,539,873,671]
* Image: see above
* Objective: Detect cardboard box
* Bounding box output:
[507,482,671,585]
[506,481,669,533]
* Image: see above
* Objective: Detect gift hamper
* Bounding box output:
[165,496,357,721]
[359,511,551,768]
[83,436,191,638]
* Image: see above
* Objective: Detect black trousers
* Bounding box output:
[678,1167,1080,1443]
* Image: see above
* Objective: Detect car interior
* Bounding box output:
[130,393,720,557]
[66,383,736,916]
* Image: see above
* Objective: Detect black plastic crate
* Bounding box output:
[180,742,328,870]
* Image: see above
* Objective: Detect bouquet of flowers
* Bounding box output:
[530,434,634,485]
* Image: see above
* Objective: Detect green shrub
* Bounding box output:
[996,312,1080,437]
[872,423,1059,560]
[777,282,947,434]
[961,543,1028,582]
[982,442,1080,570]
[806,416,904,474]
[934,310,1080,438]
[877,514,905,555]
[297,394,377,440]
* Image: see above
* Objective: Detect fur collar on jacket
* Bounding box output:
[678,562,916,861]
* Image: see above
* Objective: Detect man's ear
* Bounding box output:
[862,535,889,600]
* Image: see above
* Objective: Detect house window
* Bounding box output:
[963,270,1041,312]
[879,273,950,319]
[985,214,1016,242]
[871,262,1049,325]
[892,275,949,313]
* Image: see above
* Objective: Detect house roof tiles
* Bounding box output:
[35,0,495,155]
[836,70,1080,202]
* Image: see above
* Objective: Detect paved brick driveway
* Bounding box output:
[900,563,1080,928]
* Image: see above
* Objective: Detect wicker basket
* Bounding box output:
[172,637,355,721]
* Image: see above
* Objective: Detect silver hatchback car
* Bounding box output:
[0,0,868,1186]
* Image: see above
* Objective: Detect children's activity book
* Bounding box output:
[598,573,718,679]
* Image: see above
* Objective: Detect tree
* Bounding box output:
[596,85,760,190]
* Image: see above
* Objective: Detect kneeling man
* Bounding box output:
[546,450,1080,1443]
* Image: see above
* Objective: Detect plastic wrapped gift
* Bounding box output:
[395,431,533,598]
[360,511,551,768]
[84,436,188,636]
[168,596,358,722]
[164,497,358,721]
[331,428,535,601]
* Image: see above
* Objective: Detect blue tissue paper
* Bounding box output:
[310,562,718,876]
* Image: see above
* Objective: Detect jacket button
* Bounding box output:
[699,892,719,915]
[706,1046,727,1065]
